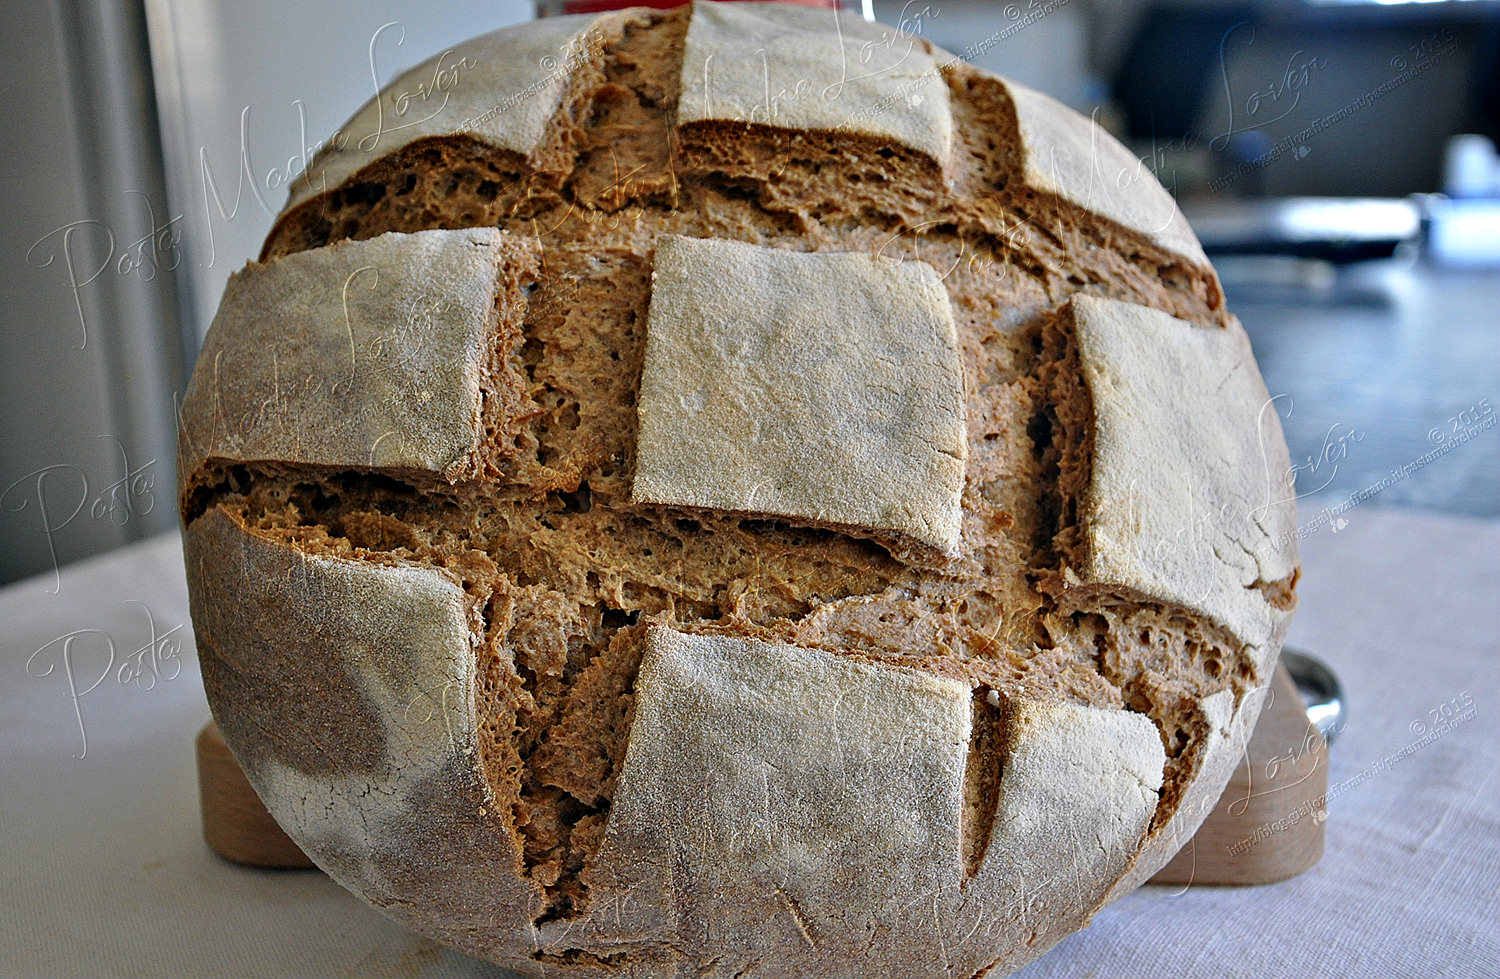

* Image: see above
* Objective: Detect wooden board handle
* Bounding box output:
[1150,663,1328,886]
[196,663,1327,884]
[196,722,316,869]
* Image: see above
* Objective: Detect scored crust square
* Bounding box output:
[177,228,534,484]
[632,235,966,556]
[676,0,953,165]
[1070,294,1298,645]
[597,627,970,914]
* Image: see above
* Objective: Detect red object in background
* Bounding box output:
[539,0,850,14]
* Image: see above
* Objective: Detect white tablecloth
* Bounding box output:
[2,507,1496,979]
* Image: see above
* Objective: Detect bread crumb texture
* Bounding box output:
[179,5,1297,977]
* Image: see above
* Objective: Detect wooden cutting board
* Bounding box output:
[196,662,1327,885]
[1150,662,1328,885]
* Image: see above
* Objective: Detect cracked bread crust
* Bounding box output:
[178,228,538,491]
[280,14,609,216]
[632,234,967,558]
[676,1,955,165]
[179,5,1297,978]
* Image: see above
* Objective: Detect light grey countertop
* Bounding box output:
[1223,258,1499,520]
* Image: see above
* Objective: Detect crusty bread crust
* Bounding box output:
[179,5,1297,977]
[178,228,538,491]
[632,234,967,557]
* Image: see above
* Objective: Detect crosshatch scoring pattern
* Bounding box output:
[177,4,1299,977]
[632,234,967,556]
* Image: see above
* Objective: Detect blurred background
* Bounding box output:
[2,0,1497,586]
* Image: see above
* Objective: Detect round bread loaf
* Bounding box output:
[177,4,1300,977]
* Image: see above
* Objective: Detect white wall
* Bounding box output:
[1,1,184,586]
